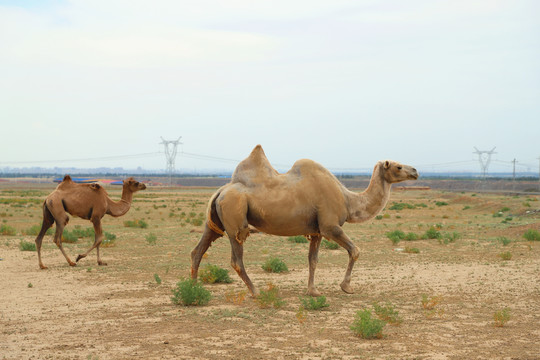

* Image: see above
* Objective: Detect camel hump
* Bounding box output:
[62,175,73,182]
[231,145,279,187]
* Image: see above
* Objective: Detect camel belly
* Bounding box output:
[246,204,319,237]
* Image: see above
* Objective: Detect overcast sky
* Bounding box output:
[1,0,539,174]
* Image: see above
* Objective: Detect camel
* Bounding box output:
[35,175,146,269]
[191,145,418,296]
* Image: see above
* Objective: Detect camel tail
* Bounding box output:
[206,190,225,236]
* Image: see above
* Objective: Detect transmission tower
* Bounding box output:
[473,147,496,179]
[160,137,182,185]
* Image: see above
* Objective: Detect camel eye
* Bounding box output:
[397,166,402,170]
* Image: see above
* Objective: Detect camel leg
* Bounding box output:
[307,235,322,297]
[320,225,360,294]
[228,229,258,296]
[191,224,222,280]
[76,218,104,265]
[35,204,55,270]
[52,220,76,267]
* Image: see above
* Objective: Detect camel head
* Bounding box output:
[123,177,147,192]
[380,160,419,184]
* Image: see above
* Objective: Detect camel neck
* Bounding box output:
[345,163,392,223]
[106,187,133,217]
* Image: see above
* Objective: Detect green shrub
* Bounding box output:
[404,247,420,254]
[404,232,419,241]
[123,219,148,228]
[389,202,415,210]
[322,239,339,250]
[372,302,402,325]
[145,233,157,245]
[154,274,162,285]
[61,230,78,243]
[199,264,233,284]
[439,232,461,244]
[256,283,286,309]
[423,227,442,240]
[191,218,203,226]
[171,279,211,306]
[497,237,512,246]
[523,229,540,241]
[19,240,36,251]
[288,235,308,243]
[101,232,117,247]
[23,224,53,236]
[386,230,405,245]
[262,257,288,273]
[0,224,16,236]
[71,226,95,238]
[498,251,512,260]
[300,296,330,310]
[375,215,383,220]
[493,307,511,327]
[350,309,385,339]
[435,201,448,206]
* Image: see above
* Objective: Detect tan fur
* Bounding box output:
[34,176,146,269]
[191,145,418,297]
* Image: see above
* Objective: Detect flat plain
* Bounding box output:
[1,182,539,359]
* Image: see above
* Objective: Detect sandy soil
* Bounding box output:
[1,186,539,359]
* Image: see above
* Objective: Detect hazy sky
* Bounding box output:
[1,0,539,174]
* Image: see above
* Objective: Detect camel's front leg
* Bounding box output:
[191,224,222,280]
[76,218,105,265]
[320,226,360,294]
[307,235,322,297]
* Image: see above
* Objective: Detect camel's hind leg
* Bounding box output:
[35,203,55,269]
[307,235,322,297]
[76,217,104,265]
[52,217,76,267]
[320,225,360,294]
[191,224,222,280]
[228,230,257,296]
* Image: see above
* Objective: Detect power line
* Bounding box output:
[0,152,162,165]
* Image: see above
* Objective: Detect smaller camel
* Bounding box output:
[191,145,418,296]
[35,175,146,269]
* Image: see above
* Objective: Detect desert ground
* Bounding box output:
[1,181,539,359]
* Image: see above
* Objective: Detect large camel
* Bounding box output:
[191,145,418,296]
[35,175,146,269]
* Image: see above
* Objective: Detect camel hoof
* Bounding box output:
[69,262,76,267]
[76,255,84,262]
[39,265,48,270]
[340,282,354,294]
[307,289,321,297]
[98,261,108,266]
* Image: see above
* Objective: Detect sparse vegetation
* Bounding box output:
[523,229,540,242]
[154,273,162,285]
[256,283,286,309]
[199,264,233,284]
[171,279,212,306]
[350,309,385,339]
[123,219,148,228]
[288,235,308,243]
[145,233,157,245]
[0,224,16,236]
[498,251,512,261]
[322,238,339,250]
[372,301,402,325]
[300,296,330,310]
[493,307,511,327]
[19,240,36,251]
[262,257,288,273]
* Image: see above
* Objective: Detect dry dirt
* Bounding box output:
[1,184,539,360]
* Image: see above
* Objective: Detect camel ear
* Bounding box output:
[384,161,390,169]
[90,183,101,191]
